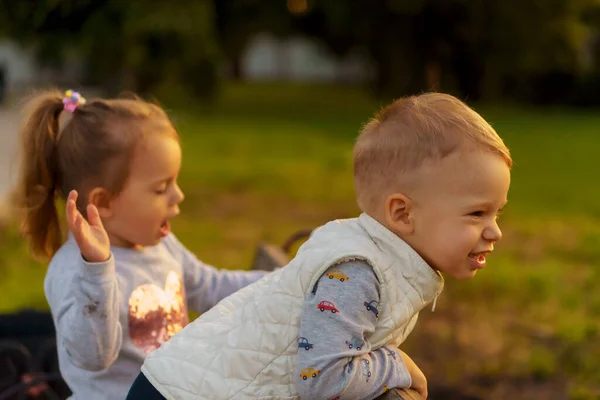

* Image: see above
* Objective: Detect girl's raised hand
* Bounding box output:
[66,190,111,263]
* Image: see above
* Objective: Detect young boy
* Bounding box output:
[128,93,512,400]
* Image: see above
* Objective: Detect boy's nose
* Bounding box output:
[483,221,502,242]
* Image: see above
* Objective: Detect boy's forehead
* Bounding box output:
[413,150,510,198]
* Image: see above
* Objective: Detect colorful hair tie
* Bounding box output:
[62,90,86,113]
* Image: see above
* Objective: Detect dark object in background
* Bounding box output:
[0,66,5,105]
[0,310,70,400]
[251,229,313,271]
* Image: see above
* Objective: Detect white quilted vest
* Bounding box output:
[142,213,443,400]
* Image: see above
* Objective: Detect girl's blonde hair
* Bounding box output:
[13,90,177,259]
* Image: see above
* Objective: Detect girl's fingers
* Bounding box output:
[65,190,80,228]
[70,213,82,239]
[67,190,78,203]
[66,200,74,227]
[86,204,104,230]
[76,213,84,231]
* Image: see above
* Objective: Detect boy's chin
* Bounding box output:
[437,265,479,280]
[453,268,479,280]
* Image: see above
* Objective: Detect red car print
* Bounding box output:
[317,301,339,313]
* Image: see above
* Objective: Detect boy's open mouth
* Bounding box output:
[469,253,486,262]
[468,251,489,269]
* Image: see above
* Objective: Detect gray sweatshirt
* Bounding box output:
[44,233,268,400]
[296,260,412,399]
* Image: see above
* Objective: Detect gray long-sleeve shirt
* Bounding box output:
[296,260,411,400]
[44,233,268,400]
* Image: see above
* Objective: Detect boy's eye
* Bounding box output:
[470,211,485,217]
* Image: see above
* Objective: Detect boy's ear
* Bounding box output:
[385,193,414,235]
[88,187,113,219]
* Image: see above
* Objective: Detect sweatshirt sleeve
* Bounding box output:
[296,260,411,400]
[45,246,122,372]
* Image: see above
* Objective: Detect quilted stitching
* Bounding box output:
[142,214,443,400]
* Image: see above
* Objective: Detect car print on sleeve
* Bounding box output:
[361,359,372,382]
[325,270,349,282]
[317,300,339,313]
[345,336,365,351]
[298,336,314,351]
[364,300,379,317]
[300,367,320,380]
[386,348,397,359]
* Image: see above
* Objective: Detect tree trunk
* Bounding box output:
[425,61,442,91]
[230,55,243,81]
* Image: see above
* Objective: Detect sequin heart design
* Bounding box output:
[128,271,189,353]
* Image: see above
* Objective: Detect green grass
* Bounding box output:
[1,82,599,398]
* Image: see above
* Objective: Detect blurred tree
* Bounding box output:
[3,0,597,103]
[479,0,593,103]
[289,0,477,97]
[582,1,600,71]
[292,0,598,102]
[578,1,600,105]
[0,0,220,98]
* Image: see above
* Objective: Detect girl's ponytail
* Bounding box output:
[14,90,65,258]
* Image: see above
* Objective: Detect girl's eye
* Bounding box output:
[155,187,167,194]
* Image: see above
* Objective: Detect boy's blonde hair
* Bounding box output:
[353,92,511,212]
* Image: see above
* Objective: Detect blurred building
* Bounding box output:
[0,39,84,98]
[0,40,37,97]
[240,33,373,83]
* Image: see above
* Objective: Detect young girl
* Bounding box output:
[13,90,270,400]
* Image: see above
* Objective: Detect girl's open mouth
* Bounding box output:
[159,220,171,237]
